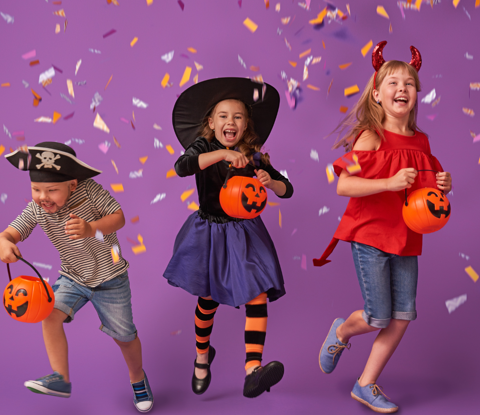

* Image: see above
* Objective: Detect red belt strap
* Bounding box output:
[313,237,339,267]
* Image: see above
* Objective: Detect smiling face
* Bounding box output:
[373,67,418,124]
[31,180,77,213]
[208,99,248,147]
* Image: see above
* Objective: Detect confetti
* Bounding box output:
[103,29,117,38]
[105,75,113,90]
[154,138,163,148]
[459,252,470,260]
[170,330,182,336]
[52,111,62,124]
[110,184,124,193]
[465,52,473,60]
[111,160,119,174]
[0,145,5,156]
[131,216,139,223]
[309,7,327,24]
[470,83,480,90]
[22,80,29,88]
[161,50,174,63]
[22,50,36,60]
[432,96,441,107]
[193,74,199,84]
[389,23,393,33]
[327,79,333,95]
[3,125,11,138]
[179,66,192,87]
[166,168,177,178]
[253,88,259,101]
[89,48,102,54]
[160,73,171,88]
[139,156,148,164]
[267,202,280,206]
[376,6,389,19]
[98,141,111,154]
[238,55,247,69]
[446,294,467,314]
[310,149,319,162]
[93,113,110,133]
[453,0,460,7]
[194,61,203,71]
[279,209,282,228]
[153,124,162,130]
[53,9,66,17]
[181,189,195,202]
[426,114,437,121]
[178,0,185,10]
[75,59,82,76]
[130,37,138,47]
[326,164,335,183]
[361,40,373,57]
[95,230,104,242]
[0,193,6,203]
[462,108,475,117]
[34,117,52,123]
[301,254,307,270]
[289,61,297,67]
[67,79,75,98]
[32,262,52,270]
[188,201,199,211]
[111,245,120,263]
[129,169,143,179]
[339,62,352,70]
[275,3,280,11]
[344,85,360,96]
[1,12,14,23]
[319,206,330,216]
[29,60,40,67]
[281,17,291,24]
[32,89,42,106]
[243,18,258,33]
[299,49,311,59]
[421,89,436,104]
[285,90,296,109]
[64,19,68,32]
[90,92,103,110]
[465,266,479,282]
[151,193,166,204]
[346,154,361,174]
[132,235,146,254]
[113,136,121,148]
[284,38,292,51]
[60,94,73,104]
[132,97,148,108]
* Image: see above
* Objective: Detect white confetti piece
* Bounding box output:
[39,67,56,84]
[465,52,473,60]
[0,12,14,24]
[421,89,436,104]
[60,93,73,104]
[153,123,162,130]
[88,48,102,54]
[277,28,283,35]
[280,169,289,179]
[151,193,166,204]
[463,7,471,20]
[310,149,319,162]
[161,50,174,63]
[132,97,148,108]
[129,169,143,179]
[0,193,7,204]
[75,59,82,75]
[22,80,29,88]
[90,92,103,110]
[95,230,104,242]
[319,206,330,216]
[76,80,87,86]
[459,253,470,260]
[35,117,53,123]
[154,138,163,148]
[238,55,247,69]
[32,262,52,270]
[64,138,84,145]
[3,124,12,138]
[445,294,467,314]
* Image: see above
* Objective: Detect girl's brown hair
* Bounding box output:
[198,100,271,165]
[331,60,425,152]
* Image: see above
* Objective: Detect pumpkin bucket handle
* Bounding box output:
[6,255,53,303]
[404,169,438,207]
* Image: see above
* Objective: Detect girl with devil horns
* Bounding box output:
[163,78,294,398]
[314,42,452,413]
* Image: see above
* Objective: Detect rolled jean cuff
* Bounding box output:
[392,311,417,321]
[362,311,390,329]
[99,324,137,342]
[53,301,75,323]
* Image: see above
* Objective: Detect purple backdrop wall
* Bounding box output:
[1,1,479,414]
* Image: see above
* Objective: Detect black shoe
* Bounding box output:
[243,361,284,398]
[191,346,216,395]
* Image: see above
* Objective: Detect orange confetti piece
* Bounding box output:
[267,202,280,206]
[131,121,135,130]
[1,83,10,87]
[181,189,195,202]
[166,169,177,178]
[339,106,348,113]
[194,61,203,71]
[344,85,360,96]
[193,74,199,84]
[243,18,258,33]
[29,60,40,66]
[250,66,260,72]
[279,209,282,228]
[309,7,327,24]
[105,75,113,90]
[476,0,480,7]
[389,23,393,33]
[113,136,121,148]
[376,6,389,19]
[132,111,136,122]
[0,145,5,156]
[322,40,326,49]
[281,17,291,24]
[53,9,66,17]
[361,40,373,57]
[31,89,41,100]
[52,111,62,124]
[179,66,192,87]
[327,79,334,95]
[166,145,175,155]
[187,47,197,53]
[288,61,297,67]
[139,156,148,164]
[307,85,320,91]
[299,49,311,58]
[339,62,352,70]
[453,0,460,8]
[465,266,479,282]
[265,0,270,8]
[131,216,140,223]
[53,1,62,4]
[463,108,475,117]
[110,184,124,193]
[415,0,422,9]
[111,160,119,174]
[42,78,53,88]
[187,201,199,211]
[161,73,170,88]
[130,37,138,47]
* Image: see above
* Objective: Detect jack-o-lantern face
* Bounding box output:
[402,187,451,234]
[220,176,268,219]
[3,276,55,323]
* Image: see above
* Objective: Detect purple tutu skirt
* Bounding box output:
[163,211,286,307]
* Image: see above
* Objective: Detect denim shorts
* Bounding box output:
[52,271,137,342]
[351,241,418,329]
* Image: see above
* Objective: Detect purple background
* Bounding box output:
[1,1,479,414]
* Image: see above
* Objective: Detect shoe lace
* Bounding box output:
[327,342,351,363]
[370,384,390,400]
[132,379,150,402]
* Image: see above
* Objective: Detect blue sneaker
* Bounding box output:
[24,372,71,398]
[319,318,350,374]
[351,379,398,413]
[131,370,154,413]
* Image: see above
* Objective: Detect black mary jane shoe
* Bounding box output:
[243,361,285,398]
[192,346,216,395]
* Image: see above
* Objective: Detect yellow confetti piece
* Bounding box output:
[279,209,282,228]
[166,168,177,178]
[194,61,203,71]
[193,74,199,84]
[326,164,335,183]
[453,0,460,8]
[0,145,5,156]
[187,201,199,211]
[105,75,113,90]
[52,111,62,124]
[346,154,361,174]
[243,18,258,33]
[166,145,175,155]
[376,6,389,19]
[299,49,311,58]
[415,0,422,9]
[1,83,10,87]
[340,106,348,113]
[465,266,479,282]
[130,37,138,47]
[344,85,360,96]
[339,62,352,70]
[361,40,373,57]
[110,183,124,193]
[132,235,146,255]
[147,0,153,4]
[181,189,195,202]
[307,84,320,91]
[66,79,74,98]
[309,7,327,24]
[93,113,110,133]
[161,73,170,88]
[267,202,280,206]
[179,66,192,87]
[139,156,148,164]
[288,61,297,67]
[187,47,197,53]
[111,246,120,263]
[55,24,60,34]
[111,160,119,174]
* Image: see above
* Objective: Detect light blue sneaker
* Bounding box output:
[319,318,350,374]
[24,372,71,398]
[351,379,398,413]
[131,370,154,413]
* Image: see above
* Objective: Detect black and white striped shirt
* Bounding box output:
[9,179,129,287]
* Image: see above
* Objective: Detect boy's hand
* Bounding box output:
[436,171,452,193]
[0,238,22,263]
[255,169,273,189]
[65,213,93,240]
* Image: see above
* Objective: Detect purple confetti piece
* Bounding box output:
[426,114,437,121]
[291,228,297,236]
[178,0,184,11]
[103,29,117,38]
[238,0,242,7]
[52,65,63,73]
[285,90,296,109]
[473,134,480,143]
[22,50,36,59]
[63,112,75,120]
[98,142,110,154]
[301,254,307,270]
[180,53,189,59]
[120,117,129,123]
[12,131,24,136]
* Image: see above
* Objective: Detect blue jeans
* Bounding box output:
[351,242,418,329]
[52,272,137,342]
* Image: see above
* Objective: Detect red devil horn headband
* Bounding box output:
[372,41,422,90]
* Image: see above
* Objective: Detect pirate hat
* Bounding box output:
[4,141,102,182]
[173,77,280,149]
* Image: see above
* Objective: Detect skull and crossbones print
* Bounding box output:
[36,152,62,170]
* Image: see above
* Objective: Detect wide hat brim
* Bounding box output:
[172,77,280,149]
[5,145,101,182]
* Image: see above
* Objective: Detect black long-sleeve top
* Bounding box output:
[174,137,294,219]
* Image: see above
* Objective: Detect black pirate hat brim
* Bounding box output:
[5,146,102,182]
[173,77,280,149]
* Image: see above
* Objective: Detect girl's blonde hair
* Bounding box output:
[331,60,425,152]
[198,99,271,165]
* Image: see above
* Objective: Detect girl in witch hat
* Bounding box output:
[0,142,153,413]
[314,42,452,413]
[164,77,294,398]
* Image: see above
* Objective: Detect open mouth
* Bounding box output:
[223,129,237,140]
[41,202,55,209]
[394,97,408,104]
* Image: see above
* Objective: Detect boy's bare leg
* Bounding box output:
[114,336,144,383]
[42,309,70,382]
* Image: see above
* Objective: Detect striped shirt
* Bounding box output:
[9,179,128,287]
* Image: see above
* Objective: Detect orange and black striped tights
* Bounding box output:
[195,293,268,371]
